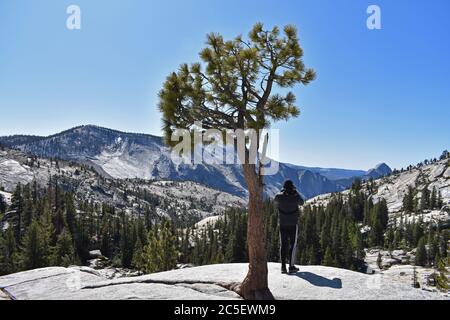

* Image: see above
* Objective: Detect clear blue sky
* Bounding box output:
[0,0,449,170]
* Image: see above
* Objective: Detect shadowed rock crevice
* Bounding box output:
[0,288,13,300]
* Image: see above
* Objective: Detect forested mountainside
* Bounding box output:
[309,153,450,222]
[0,147,244,227]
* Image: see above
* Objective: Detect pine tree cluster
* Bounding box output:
[0,179,174,275]
[1,178,448,284]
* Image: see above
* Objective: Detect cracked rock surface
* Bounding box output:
[0,263,447,300]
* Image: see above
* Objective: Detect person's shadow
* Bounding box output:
[291,272,342,289]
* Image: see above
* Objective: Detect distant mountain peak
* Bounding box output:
[375,162,390,170]
[366,163,392,179]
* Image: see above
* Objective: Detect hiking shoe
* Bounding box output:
[281,265,288,274]
[289,266,299,274]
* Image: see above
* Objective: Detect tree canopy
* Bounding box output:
[159,23,316,143]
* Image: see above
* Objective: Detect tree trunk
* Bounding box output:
[237,163,274,300]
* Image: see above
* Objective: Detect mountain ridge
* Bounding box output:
[0,125,391,199]
[0,147,246,227]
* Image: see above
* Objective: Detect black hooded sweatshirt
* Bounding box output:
[274,189,304,227]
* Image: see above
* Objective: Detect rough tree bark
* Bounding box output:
[236,163,274,300]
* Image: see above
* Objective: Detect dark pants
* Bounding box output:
[279,225,298,267]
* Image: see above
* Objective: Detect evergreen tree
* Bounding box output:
[323,247,333,266]
[0,227,18,275]
[119,215,134,268]
[131,236,144,270]
[141,228,163,273]
[190,232,202,265]
[65,193,77,236]
[0,193,6,214]
[412,222,424,247]
[415,237,427,267]
[430,187,437,209]
[10,184,24,242]
[39,203,56,266]
[420,186,431,211]
[160,220,178,271]
[437,191,443,209]
[385,228,394,250]
[22,185,34,230]
[225,220,247,263]
[435,257,449,292]
[20,219,46,270]
[402,186,414,213]
[378,199,389,230]
[100,213,112,258]
[54,229,75,267]
[158,22,316,300]
[427,235,438,266]
[368,203,384,247]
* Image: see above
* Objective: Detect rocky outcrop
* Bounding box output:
[308,159,450,226]
[0,263,446,300]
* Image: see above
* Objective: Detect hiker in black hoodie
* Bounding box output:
[274,180,304,274]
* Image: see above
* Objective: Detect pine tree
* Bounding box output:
[190,232,201,265]
[412,222,424,247]
[437,191,443,208]
[100,213,112,258]
[0,193,6,214]
[378,199,389,230]
[363,198,374,225]
[131,236,144,270]
[11,184,24,242]
[20,219,46,270]
[225,231,239,263]
[420,186,431,211]
[323,247,333,266]
[54,229,75,267]
[160,220,178,271]
[0,227,18,275]
[158,22,315,300]
[430,187,437,209]
[65,193,77,236]
[212,250,225,264]
[385,228,394,250]
[141,228,164,273]
[415,237,427,267]
[119,215,134,268]
[427,236,438,267]
[402,186,414,213]
[179,227,191,264]
[368,205,383,247]
[39,203,56,266]
[22,185,34,230]
[435,257,449,291]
